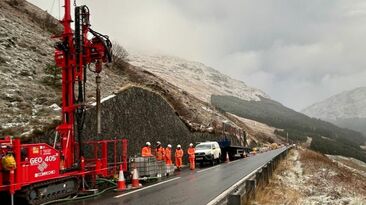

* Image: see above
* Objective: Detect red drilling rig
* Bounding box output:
[0,1,128,204]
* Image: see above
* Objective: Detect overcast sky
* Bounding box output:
[28,0,366,111]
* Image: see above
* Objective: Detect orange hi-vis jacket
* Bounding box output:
[175,149,184,168]
[165,148,172,165]
[187,147,195,159]
[175,149,184,158]
[141,146,153,157]
[156,147,165,161]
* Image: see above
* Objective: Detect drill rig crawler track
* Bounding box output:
[22,176,80,205]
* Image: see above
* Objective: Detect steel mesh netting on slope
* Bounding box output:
[30,86,240,164]
[82,86,227,162]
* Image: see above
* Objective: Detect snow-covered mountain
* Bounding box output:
[127,54,269,103]
[302,87,366,120]
[302,87,366,135]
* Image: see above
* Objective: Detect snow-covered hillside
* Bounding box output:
[0,0,60,136]
[0,1,266,143]
[302,87,366,136]
[127,54,269,103]
[302,87,366,120]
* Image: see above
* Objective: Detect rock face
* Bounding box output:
[0,0,60,137]
[0,0,136,138]
[83,86,233,157]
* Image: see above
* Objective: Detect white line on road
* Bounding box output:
[114,177,181,198]
[197,165,221,173]
[227,159,241,164]
[206,162,267,205]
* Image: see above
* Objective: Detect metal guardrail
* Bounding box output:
[208,146,293,205]
[227,146,292,205]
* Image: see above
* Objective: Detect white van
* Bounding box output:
[194,141,221,166]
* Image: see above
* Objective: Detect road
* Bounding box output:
[65,147,287,205]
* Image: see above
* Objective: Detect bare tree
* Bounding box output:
[112,41,129,67]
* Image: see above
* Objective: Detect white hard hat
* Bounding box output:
[177,144,181,148]
[189,143,193,147]
[146,142,151,146]
[157,141,161,145]
[168,144,172,148]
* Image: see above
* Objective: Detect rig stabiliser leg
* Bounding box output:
[11,194,14,205]
[96,75,101,136]
[10,169,15,205]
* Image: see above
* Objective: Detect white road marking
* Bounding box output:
[197,165,221,173]
[206,162,268,205]
[114,177,181,198]
[227,159,241,164]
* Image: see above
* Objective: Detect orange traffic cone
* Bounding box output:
[131,167,142,189]
[225,152,230,163]
[116,165,126,191]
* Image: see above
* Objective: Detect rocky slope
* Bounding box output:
[0,0,129,138]
[0,0,60,137]
[0,0,272,146]
[127,54,269,103]
[82,86,233,157]
[302,87,366,135]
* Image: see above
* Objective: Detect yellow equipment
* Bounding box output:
[250,147,257,155]
[1,153,16,171]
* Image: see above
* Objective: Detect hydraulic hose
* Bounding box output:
[96,177,117,186]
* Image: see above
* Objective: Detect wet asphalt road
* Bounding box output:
[63,147,287,205]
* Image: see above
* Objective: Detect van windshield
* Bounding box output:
[196,144,212,150]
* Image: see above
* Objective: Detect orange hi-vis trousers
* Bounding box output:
[175,157,182,168]
[187,147,195,170]
[165,148,172,165]
[175,149,184,169]
[189,157,195,170]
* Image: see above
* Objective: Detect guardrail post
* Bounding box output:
[228,192,242,205]
[255,169,261,187]
[274,157,278,168]
[267,160,273,178]
[248,179,256,199]
[262,165,269,185]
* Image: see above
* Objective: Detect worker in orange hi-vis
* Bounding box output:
[175,144,184,171]
[155,141,165,161]
[165,144,173,165]
[141,142,153,157]
[187,143,196,170]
